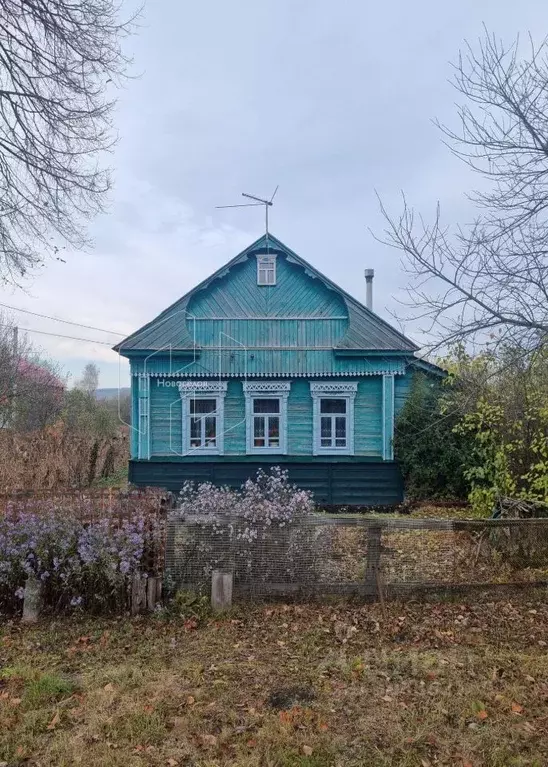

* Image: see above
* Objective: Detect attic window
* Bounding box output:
[257,254,276,286]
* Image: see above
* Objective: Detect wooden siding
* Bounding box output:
[129,354,406,379]
[148,378,384,458]
[394,371,414,416]
[129,457,404,506]
[130,376,139,459]
[190,318,349,349]
[188,254,347,320]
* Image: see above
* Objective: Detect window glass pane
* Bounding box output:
[335,438,346,447]
[190,417,201,447]
[320,398,346,414]
[204,416,216,445]
[253,398,280,413]
[254,416,265,447]
[268,416,280,446]
[320,417,331,440]
[335,417,346,439]
[190,398,216,414]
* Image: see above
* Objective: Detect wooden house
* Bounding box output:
[115,234,441,506]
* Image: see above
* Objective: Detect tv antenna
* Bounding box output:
[216,186,279,240]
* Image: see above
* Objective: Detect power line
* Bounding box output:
[0,300,125,336]
[0,324,113,346]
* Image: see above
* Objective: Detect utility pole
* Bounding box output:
[11,325,18,428]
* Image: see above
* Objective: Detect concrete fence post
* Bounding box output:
[211,569,233,612]
[22,573,41,623]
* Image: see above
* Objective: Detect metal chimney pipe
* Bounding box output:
[364,269,374,310]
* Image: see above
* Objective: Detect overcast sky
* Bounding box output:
[2,0,548,388]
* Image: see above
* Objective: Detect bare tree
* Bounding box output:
[378,29,548,353]
[0,1,135,282]
[77,362,100,395]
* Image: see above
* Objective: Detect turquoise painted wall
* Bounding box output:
[188,255,347,322]
[394,370,414,416]
[148,377,385,458]
[355,378,383,455]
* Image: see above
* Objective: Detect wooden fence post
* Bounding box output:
[131,572,147,615]
[364,526,382,599]
[146,575,162,611]
[22,573,41,623]
[211,569,233,612]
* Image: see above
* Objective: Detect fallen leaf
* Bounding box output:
[302,745,313,756]
[167,759,178,766]
[476,709,488,721]
[9,698,22,706]
[143,704,154,714]
[186,695,195,705]
[103,683,114,692]
[382,695,393,703]
[201,734,217,747]
[511,702,523,714]
[47,710,60,730]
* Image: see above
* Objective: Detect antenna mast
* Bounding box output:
[216,186,279,244]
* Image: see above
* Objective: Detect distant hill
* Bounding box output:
[95,387,130,401]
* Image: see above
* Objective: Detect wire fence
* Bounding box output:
[165,513,548,600]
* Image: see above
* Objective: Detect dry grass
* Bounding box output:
[2,592,548,766]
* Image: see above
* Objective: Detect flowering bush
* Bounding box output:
[173,467,320,589]
[0,501,163,614]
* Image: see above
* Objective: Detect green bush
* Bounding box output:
[394,373,473,501]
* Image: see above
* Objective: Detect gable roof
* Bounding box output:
[114,233,419,355]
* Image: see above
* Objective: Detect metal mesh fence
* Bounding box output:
[165,513,548,599]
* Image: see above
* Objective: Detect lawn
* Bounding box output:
[2,592,548,766]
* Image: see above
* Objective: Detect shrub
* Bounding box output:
[395,373,474,501]
[0,501,162,614]
[172,467,319,590]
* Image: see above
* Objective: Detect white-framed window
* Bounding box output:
[256,254,276,285]
[310,382,358,456]
[179,381,228,455]
[243,381,290,454]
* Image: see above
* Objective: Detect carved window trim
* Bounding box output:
[179,381,228,455]
[256,254,277,286]
[243,381,290,455]
[310,381,358,456]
